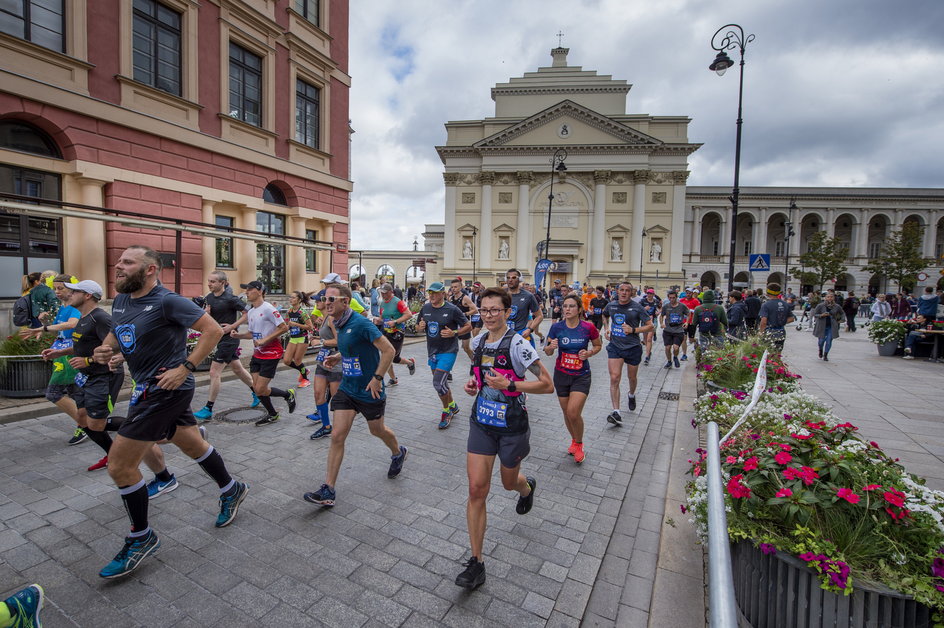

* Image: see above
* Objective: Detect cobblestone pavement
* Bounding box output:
[0,329,693,627]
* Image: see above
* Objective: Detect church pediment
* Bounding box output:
[646,224,670,234]
[474,100,663,149]
[606,224,630,234]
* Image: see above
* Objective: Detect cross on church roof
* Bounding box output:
[556,30,564,47]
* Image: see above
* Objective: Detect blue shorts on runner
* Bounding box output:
[428,352,458,372]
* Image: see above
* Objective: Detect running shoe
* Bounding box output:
[449,402,460,416]
[387,378,398,386]
[215,481,249,528]
[644,355,650,366]
[387,445,408,479]
[146,474,178,500]
[455,557,486,590]
[255,414,280,426]
[674,356,681,368]
[286,388,297,413]
[310,425,332,439]
[250,392,260,408]
[573,443,586,465]
[297,377,311,389]
[194,406,213,421]
[306,412,323,424]
[68,427,88,445]
[98,530,160,578]
[516,477,536,515]
[680,354,688,361]
[664,361,672,369]
[87,455,108,471]
[3,583,44,627]
[627,395,637,412]
[438,411,452,430]
[567,439,578,456]
[407,359,416,375]
[303,483,335,507]
[606,411,623,426]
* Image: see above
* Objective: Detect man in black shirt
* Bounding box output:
[549,280,564,321]
[588,286,608,330]
[92,245,247,579]
[448,278,479,360]
[505,268,543,347]
[194,271,258,420]
[418,282,471,429]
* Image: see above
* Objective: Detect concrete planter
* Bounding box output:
[876,340,900,357]
[731,540,933,628]
[0,358,53,398]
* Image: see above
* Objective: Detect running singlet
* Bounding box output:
[547,320,599,375]
[248,301,285,359]
[286,308,309,338]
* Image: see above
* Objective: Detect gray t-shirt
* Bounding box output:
[420,301,468,357]
[760,298,791,329]
[661,303,689,334]
[603,300,651,349]
[315,317,342,373]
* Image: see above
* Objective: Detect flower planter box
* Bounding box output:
[0,358,53,398]
[876,340,900,357]
[731,540,933,628]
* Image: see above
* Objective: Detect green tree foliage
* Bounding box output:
[789,232,849,293]
[862,222,927,292]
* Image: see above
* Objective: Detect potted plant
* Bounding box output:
[0,332,55,398]
[697,335,802,394]
[867,320,907,356]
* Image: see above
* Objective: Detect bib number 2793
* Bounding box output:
[475,397,508,428]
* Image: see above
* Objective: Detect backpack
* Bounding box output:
[13,294,33,327]
[697,307,720,335]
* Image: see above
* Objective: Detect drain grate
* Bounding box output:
[213,407,270,424]
[658,392,679,401]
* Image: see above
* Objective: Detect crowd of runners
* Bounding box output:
[7,250,703,624]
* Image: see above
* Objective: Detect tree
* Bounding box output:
[789,231,848,293]
[862,222,927,292]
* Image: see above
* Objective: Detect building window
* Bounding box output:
[132,0,181,96]
[229,42,262,126]
[305,228,318,272]
[293,0,318,26]
[743,240,752,256]
[215,215,234,268]
[295,79,320,148]
[256,211,285,293]
[0,0,64,52]
[0,120,61,158]
[869,242,881,259]
[0,166,62,297]
[775,240,784,257]
[263,183,287,205]
[712,240,719,256]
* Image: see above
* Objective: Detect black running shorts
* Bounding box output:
[213,337,242,363]
[249,356,279,379]
[553,370,592,397]
[467,420,531,469]
[118,386,197,442]
[330,388,385,421]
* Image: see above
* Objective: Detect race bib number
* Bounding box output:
[129,381,147,406]
[252,332,262,340]
[74,372,88,388]
[612,314,627,337]
[510,305,519,318]
[560,352,583,371]
[51,338,73,350]
[669,312,683,325]
[593,308,602,315]
[316,348,330,362]
[342,357,363,376]
[470,314,481,322]
[475,397,508,428]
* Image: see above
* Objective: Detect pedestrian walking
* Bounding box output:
[812,292,844,361]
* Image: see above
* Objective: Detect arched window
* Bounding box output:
[263,183,287,205]
[0,121,61,158]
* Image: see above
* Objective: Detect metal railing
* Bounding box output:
[706,421,738,627]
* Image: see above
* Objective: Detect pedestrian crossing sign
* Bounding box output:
[749,254,771,272]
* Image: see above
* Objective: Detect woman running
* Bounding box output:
[307,294,339,439]
[544,293,602,464]
[283,291,313,388]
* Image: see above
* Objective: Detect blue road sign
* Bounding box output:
[749,254,771,272]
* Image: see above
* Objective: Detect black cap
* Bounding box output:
[240,280,265,292]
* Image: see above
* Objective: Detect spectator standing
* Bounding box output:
[870,294,892,322]
[916,286,939,320]
[726,291,749,339]
[842,291,861,332]
[758,283,795,351]
[744,289,762,332]
[811,292,845,361]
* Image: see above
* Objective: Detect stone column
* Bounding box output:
[443,173,459,270]
[479,171,494,269]
[826,208,836,239]
[516,171,533,270]
[756,207,768,257]
[855,210,869,259]
[630,170,648,275]
[72,178,108,289]
[923,212,937,258]
[691,206,702,257]
[237,208,257,287]
[201,200,216,280]
[591,170,610,273]
[670,171,687,274]
[789,204,801,257]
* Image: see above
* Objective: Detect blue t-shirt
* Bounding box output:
[335,309,385,402]
[111,285,205,389]
[547,320,599,375]
[54,305,80,341]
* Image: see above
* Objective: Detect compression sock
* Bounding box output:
[205,401,215,411]
[86,428,113,454]
[0,601,11,627]
[448,401,459,412]
[105,415,124,431]
[119,480,149,535]
[195,446,233,490]
[317,402,330,427]
[269,387,290,399]
[259,395,277,416]
[155,468,173,483]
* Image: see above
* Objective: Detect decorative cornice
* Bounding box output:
[480,171,496,185]
[593,170,611,184]
[443,173,460,186]
[490,86,631,97]
[673,170,690,185]
[516,171,534,185]
[633,170,650,185]
[437,144,702,158]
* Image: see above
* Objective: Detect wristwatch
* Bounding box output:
[507,380,517,393]
[372,373,384,382]
[182,360,197,372]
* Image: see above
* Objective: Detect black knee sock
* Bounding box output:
[119,480,149,534]
[269,387,289,399]
[259,395,276,415]
[205,401,215,411]
[291,362,306,374]
[155,468,173,482]
[195,446,233,490]
[86,428,113,454]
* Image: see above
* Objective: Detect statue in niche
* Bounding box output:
[498,238,510,260]
[610,239,623,262]
[462,239,473,259]
[650,240,663,263]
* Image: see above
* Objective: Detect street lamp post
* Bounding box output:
[542,148,568,290]
[639,228,647,287]
[784,200,797,290]
[709,24,755,293]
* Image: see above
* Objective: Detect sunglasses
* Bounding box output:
[326,296,348,303]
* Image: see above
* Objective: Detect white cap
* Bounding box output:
[321,272,347,285]
[65,279,103,300]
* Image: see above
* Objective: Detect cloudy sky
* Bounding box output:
[347,0,944,251]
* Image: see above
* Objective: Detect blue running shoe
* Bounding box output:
[306,412,322,424]
[146,474,178,500]
[303,483,335,507]
[194,406,212,421]
[310,425,332,439]
[250,392,260,408]
[215,482,249,528]
[438,411,452,430]
[387,445,408,479]
[3,583,44,627]
[99,531,160,579]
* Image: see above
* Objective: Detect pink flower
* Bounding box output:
[774,452,793,465]
[884,490,905,508]
[725,456,737,464]
[791,433,812,440]
[863,484,881,492]
[743,457,759,472]
[836,488,861,504]
[775,488,793,498]
[680,504,687,514]
[726,474,752,499]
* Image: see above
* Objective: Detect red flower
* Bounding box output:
[775,488,793,498]
[726,474,752,499]
[774,452,793,465]
[743,457,759,472]
[883,490,906,508]
[798,466,819,486]
[725,456,737,464]
[791,433,812,440]
[863,484,881,491]
[836,488,861,504]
